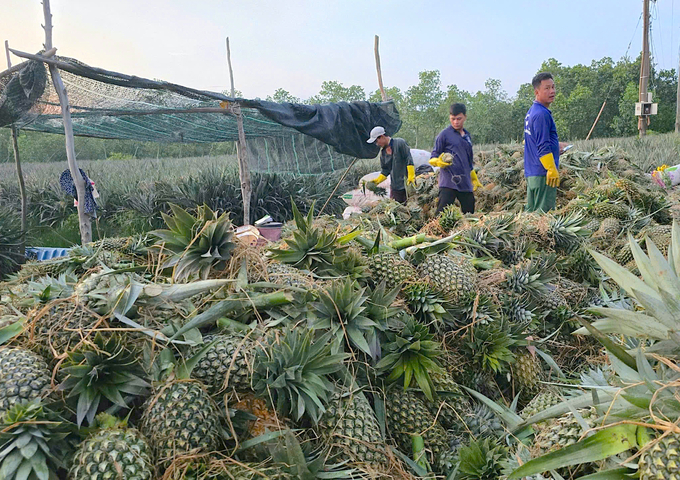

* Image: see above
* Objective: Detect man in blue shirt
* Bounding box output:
[523,72,566,213]
[429,103,483,214]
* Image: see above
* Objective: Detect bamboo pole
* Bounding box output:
[374,35,387,101]
[42,0,91,243]
[226,37,251,226]
[4,41,27,254]
[585,100,606,141]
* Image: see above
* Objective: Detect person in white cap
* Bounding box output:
[366,126,415,204]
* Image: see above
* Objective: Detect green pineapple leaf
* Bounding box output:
[507,424,639,479]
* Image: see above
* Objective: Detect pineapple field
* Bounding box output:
[2,135,680,479]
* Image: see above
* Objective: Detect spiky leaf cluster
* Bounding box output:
[0,402,73,480]
[253,329,348,424]
[461,320,516,374]
[547,212,590,253]
[0,205,22,278]
[153,203,236,282]
[308,278,380,360]
[377,317,444,400]
[451,438,508,480]
[269,200,349,276]
[59,333,150,426]
[403,280,455,329]
[449,291,500,326]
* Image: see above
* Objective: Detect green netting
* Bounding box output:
[0,55,400,175]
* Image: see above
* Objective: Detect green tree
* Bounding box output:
[310,81,366,104]
[405,70,446,148]
[266,88,302,104]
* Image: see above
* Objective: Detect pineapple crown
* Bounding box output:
[252,328,349,424]
[308,278,380,360]
[0,401,73,480]
[462,319,517,374]
[364,281,402,329]
[152,203,236,282]
[59,333,151,426]
[268,200,349,274]
[451,438,508,480]
[376,317,444,401]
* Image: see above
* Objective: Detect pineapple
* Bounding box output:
[547,213,589,253]
[592,201,628,219]
[308,278,379,360]
[59,333,150,426]
[615,178,643,205]
[438,204,463,232]
[88,236,133,252]
[402,280,455,329]
[448,291,500,326]
[31,301,104,359]
[445,438,508,480]
[268,200,348,276]
[317,390,387,468]
[596,217,622,238]
[141,346,222,469]
[520,390,563,420]
[70,413,153,480]
[191,334,254,395]
[531,407,599,477]
[501,296,535,326]
[252,328,347,424]
[463,403,506,439]
[638,432,680,479]
[513,350,542,394]
[0,401,72,480]
[141,379,221,467]
[377,317,444,401]
[152,203,237,282]
[422,370,470,430]
[367,252,417,290]
[267,260,313,288]
[584,218,601,232]
[503,259,554,299]
[0,347,52,413]
[418,254,478,302]
[385,388,448,471]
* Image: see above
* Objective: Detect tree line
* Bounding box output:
[1,54,677,163]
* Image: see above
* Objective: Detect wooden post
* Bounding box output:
[639,0,651,138]
[374,35,387,101]
[42,0,91,244]
[585,100,606,141]
[5,41,27,254]
[226,37,251,226]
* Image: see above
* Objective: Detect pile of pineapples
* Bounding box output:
[1,160,679,480]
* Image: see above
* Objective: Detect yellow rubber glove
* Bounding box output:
[407,165,415,185]
[428,153,453,168]
[539,153,560,188]
[470,170,483,191]
[372,174,388,185]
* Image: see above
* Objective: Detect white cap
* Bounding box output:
[366,126,386,143]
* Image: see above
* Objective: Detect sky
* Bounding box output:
[1,0,679,100]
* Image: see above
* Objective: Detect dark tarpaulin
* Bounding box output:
[244,99,402,159]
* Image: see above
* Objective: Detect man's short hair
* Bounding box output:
[532,72,554,89]
[449,103,467,116]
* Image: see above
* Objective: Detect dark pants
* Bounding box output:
[391,188,407,205]
[436,187,475,214]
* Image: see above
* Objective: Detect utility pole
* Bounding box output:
[639,0,651,137]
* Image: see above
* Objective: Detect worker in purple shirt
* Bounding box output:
[429,103,483,214]
[523,72,568,212]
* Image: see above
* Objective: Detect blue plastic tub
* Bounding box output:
[25,247,71,262]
